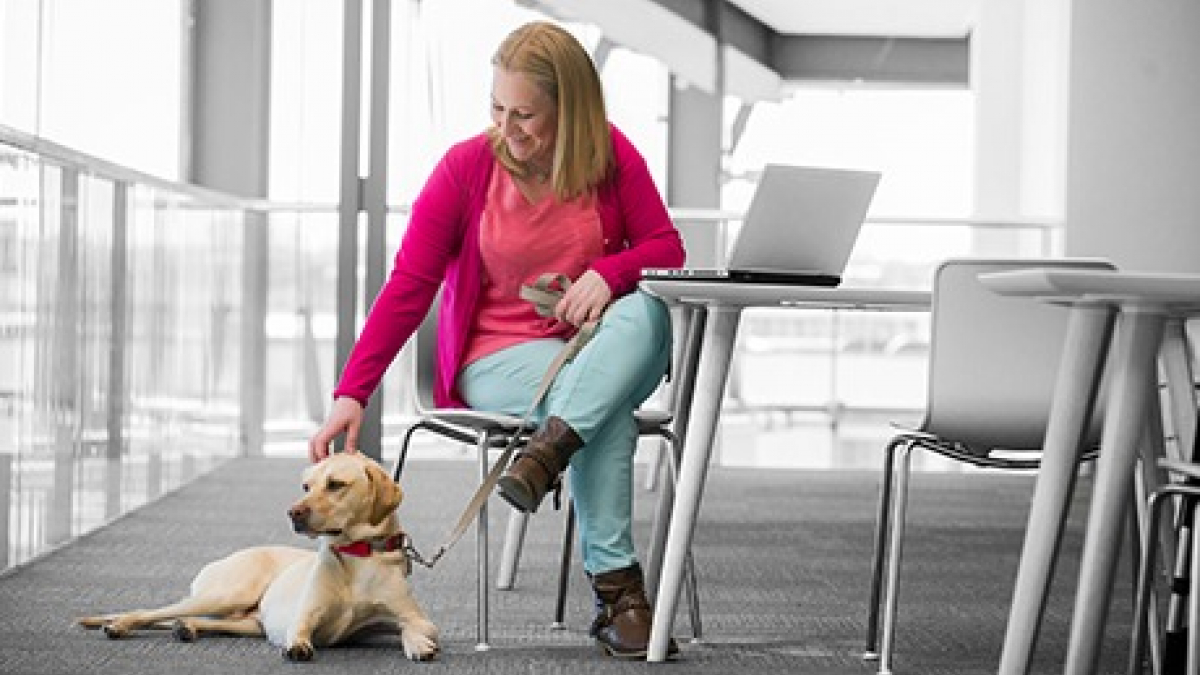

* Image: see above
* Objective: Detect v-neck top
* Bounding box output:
[461,161,604,366]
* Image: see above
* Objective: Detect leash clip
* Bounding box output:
[401,534,443,570]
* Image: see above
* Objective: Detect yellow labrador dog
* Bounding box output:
[78,453,439,662]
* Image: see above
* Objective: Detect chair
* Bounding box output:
[862,257,1114,674]
[1131,458,1200,675]
[392,294,700,650]
[1130,324,1199,675]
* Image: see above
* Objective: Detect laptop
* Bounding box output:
[642,164,881,286]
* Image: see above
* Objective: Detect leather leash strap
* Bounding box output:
[406,273,600,570]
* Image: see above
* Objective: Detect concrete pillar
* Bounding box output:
[107,182,128,461]
[971,0,1071,255]
[1063,0,1200,273]
[666,79,723,267]
[333,0,391,462]
[187,0,272,455]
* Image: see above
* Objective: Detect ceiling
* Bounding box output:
[728,0,977,38]
[520,0,976,100]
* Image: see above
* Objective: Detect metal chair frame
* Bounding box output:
[392,297,700,651]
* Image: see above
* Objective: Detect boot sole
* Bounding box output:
[497,476,537,513]
[597,643,679,661]
[599,644,646,660]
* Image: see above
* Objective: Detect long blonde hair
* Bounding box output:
[488,21,612,201]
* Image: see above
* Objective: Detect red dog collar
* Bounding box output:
[334,534,405,558]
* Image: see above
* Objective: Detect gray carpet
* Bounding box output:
[0,456,1133,674]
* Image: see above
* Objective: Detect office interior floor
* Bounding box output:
[0,454,1139,675]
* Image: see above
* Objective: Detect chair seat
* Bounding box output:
[899,433,1043,471]
[422,407,533,432]
[1160,458,1200,482]
[421,407,672,436]
[635,408,673,433]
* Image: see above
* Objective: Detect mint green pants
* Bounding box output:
[457,291,672,574]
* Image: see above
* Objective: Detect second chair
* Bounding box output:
[862,257,1113,674]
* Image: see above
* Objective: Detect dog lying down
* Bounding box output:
[78,452,439,662]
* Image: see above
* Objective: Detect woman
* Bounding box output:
[308,20,685,658]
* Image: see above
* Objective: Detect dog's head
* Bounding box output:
[287,453,403,542]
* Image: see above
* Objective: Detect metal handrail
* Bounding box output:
[5,123,1061,232]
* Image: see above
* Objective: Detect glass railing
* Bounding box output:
[1,126,246,570]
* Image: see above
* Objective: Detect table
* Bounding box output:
[980,268,1200,675]
[639,279,931,662]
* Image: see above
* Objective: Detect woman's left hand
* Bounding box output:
[557,270,612,326]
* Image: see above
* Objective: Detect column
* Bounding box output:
[1063,0,1200,274]
[187,0,273,456]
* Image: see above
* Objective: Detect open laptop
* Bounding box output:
[642,164,881,286]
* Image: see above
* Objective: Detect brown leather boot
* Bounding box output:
[497,416,583,513]
[590,564,679,660]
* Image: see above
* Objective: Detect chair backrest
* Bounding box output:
[919,257,1115,451]
[410,296,440,413]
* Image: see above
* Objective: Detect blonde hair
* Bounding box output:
[488,21,612,201]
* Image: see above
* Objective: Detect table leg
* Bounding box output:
[1161,318,1198,460]
[1065,309,1166,675]
[647,305,742,662]
[647,305,706,599]
[999,304,1116,675]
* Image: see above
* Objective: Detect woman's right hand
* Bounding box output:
[308,396,365,463]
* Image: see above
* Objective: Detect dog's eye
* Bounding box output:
[326,479,347,491]
[301,483,310,493]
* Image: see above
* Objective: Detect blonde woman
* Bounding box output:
[309,20,685,659]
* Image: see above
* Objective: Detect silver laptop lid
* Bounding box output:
[726,164,881,275]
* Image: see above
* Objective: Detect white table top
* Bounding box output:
[640,278,931,311]
[980,268,1200,310]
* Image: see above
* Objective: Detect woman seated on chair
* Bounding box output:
[308,20,685,660]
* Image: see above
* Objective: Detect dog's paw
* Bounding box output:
[401,631,439,662]
[282,640,316,662]
[76,616,107,630]
[171,619,199,643]
[101,622,130,640]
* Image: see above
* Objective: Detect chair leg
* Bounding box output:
[877,441,916,675]
[475,433,491,652]
[497,509,529,591]
[1166,496,1196,674]
[554,502,576,629]
[644,436,664,491]
[392,421,432,482]
[1131,488,1171,675]
[864,436,905,660]
[1190,499,1200,674]
[682,549,703,641]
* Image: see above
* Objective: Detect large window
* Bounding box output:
[0,0,183,178]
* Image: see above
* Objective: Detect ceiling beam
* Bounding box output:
[519,0,968,100]
[775,35,968,87]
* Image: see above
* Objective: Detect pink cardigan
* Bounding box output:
[333,125,686,409]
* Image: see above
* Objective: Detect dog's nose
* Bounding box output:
[288,504,311,527]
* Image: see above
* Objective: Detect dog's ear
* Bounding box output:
[364,459,403,526]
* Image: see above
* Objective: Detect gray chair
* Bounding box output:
[1131,457,1200,675]
[862,257,1113,674]
[392,294,700,650]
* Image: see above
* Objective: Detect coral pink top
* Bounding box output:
[462,162,603,366]
[333,125,685,409]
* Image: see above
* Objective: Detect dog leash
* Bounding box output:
[404,273,601,570]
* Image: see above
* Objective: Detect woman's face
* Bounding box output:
[491,66,557,171]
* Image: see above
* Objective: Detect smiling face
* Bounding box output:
[490,66,558,174]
